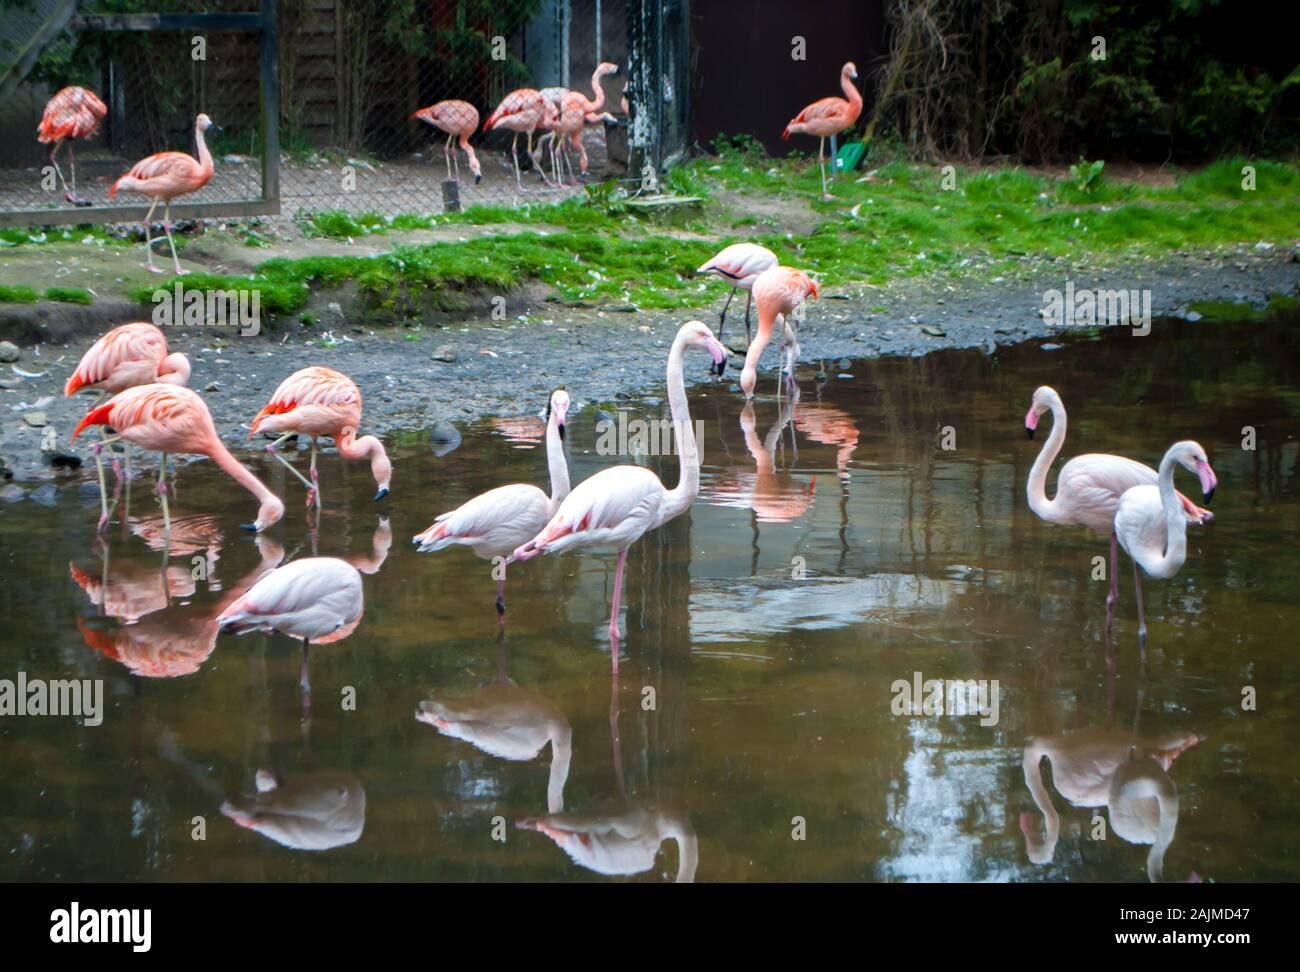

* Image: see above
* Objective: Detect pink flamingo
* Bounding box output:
[413,388,570,617]
[216,556,364,699]
[411,100,481,184]
[535,90,571,186]
[1115,440,1217,653]
[512,322,726,668]
[109,112,218,275]
[564,62,620,176]
[697,242,779,351]
[37,85,107,206]
[782,61,862,197]
[483,89,548,190]
[249,366,392,508]
[64,321,192,522]
[740,265,819,398]
[1024,386,1213,631]
[72,383,284,535]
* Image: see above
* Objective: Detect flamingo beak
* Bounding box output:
[240,522,257,532]
[1024,406,1039,440]
[1195,459,1217,504]
[707,337,728,376]
[374,487,390,501]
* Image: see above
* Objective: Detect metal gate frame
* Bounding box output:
[0,0,280,228]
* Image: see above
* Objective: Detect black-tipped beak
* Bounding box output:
[475,174,481,184]
[1025,427,1035,441]
[1202,487,1214,505]
[240,522,257,532]
[374,487,389,502]
[558,423,566,442]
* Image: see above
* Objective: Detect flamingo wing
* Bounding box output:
[530,466,665,553]
[698,243,778,284]
[251,366,361,432]
[65,323,168,395]
[414,483,551,553]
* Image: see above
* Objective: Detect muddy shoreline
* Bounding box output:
[1,245,1296,485]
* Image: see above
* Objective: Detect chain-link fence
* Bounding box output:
[0,0,690,228]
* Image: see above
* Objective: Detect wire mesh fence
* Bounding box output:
[0,0,690,228]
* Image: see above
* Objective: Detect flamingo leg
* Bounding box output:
[607,548,627,654]
[716,286,736,340]
[452,136,461,184]
[142,198,161,273]
[300,638,312,735]
[67,143,89,206]
[510,133,522,190]
[818,137,829,197]
[444,132,453,181]
[495,567,507,617]
[49,139,73,200]
[91,429,122,531]
[157,452,171,539]
[1133,560,1148,660]
[307,436,321,509]
[1106,532,1119,631]
[161,201,185,275]
[264,433,313,492]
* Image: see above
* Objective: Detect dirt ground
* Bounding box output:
[1,241,1295,484]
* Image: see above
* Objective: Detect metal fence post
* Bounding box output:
[260,0,281,213]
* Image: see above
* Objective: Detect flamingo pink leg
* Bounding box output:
[1132,560,1148,660]
[1106,532,1119,630]
[608,549,627,656]
[495,569,507,617]
[156,452,171,538]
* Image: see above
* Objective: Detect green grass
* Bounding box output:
[0,285,40,303]
[116,150,1300,319]
[44,287,93,305]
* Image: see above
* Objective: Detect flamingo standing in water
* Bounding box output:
[1115,441,1217,653]
[64,322,192,524]
[109,112,218,274]
[483,89,548,190]
[216,556,364,699]
[411,100,481,184]
[512,322,727,667]
[72,383,284,535]
[249,366,392,508]
[697,242,778,351]
[37,85,107,206]
[413,388,570,616]
[782,61,862,198]
[1024,386,1213,631]
[740,265,818,398]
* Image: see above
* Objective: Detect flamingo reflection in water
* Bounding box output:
[221,768,366,852]
[73,516,390,680]
[415,631,572,814]
[516,669,697,883]
[1021,726,1204,883]
[701,393,816,525]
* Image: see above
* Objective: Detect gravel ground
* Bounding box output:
[0,243,1296,486]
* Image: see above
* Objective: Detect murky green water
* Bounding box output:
[2,317,1298,882]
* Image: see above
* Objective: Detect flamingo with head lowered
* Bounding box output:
[740,265,818,396]
[109,113,219,275]
[697,242,778,349]
[411,100,481,184]
[249,366,392,509]
[1024,387,1213,632]
[512,322,727,668]
[413,388,571,617]
[72,383,284,536]
[64,322,192,525]
[1114,440,1217,654]
[37,85,107,206]
[483,89,549,190]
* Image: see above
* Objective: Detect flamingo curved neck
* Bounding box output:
[1027,396,1068,523]
[1022,744,1060,863]
[587,69,608,112]
[1115,773,1179,883]
[208,437,276,509]
[545,411,570,505]
[339,431,391,490]
[193,120,213,177]
[662,332,700,522]
[842,70,863,112]
[1149,449,1189,577]
[158,352,191,386]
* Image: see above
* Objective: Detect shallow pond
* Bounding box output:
[1,316,1297,882]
